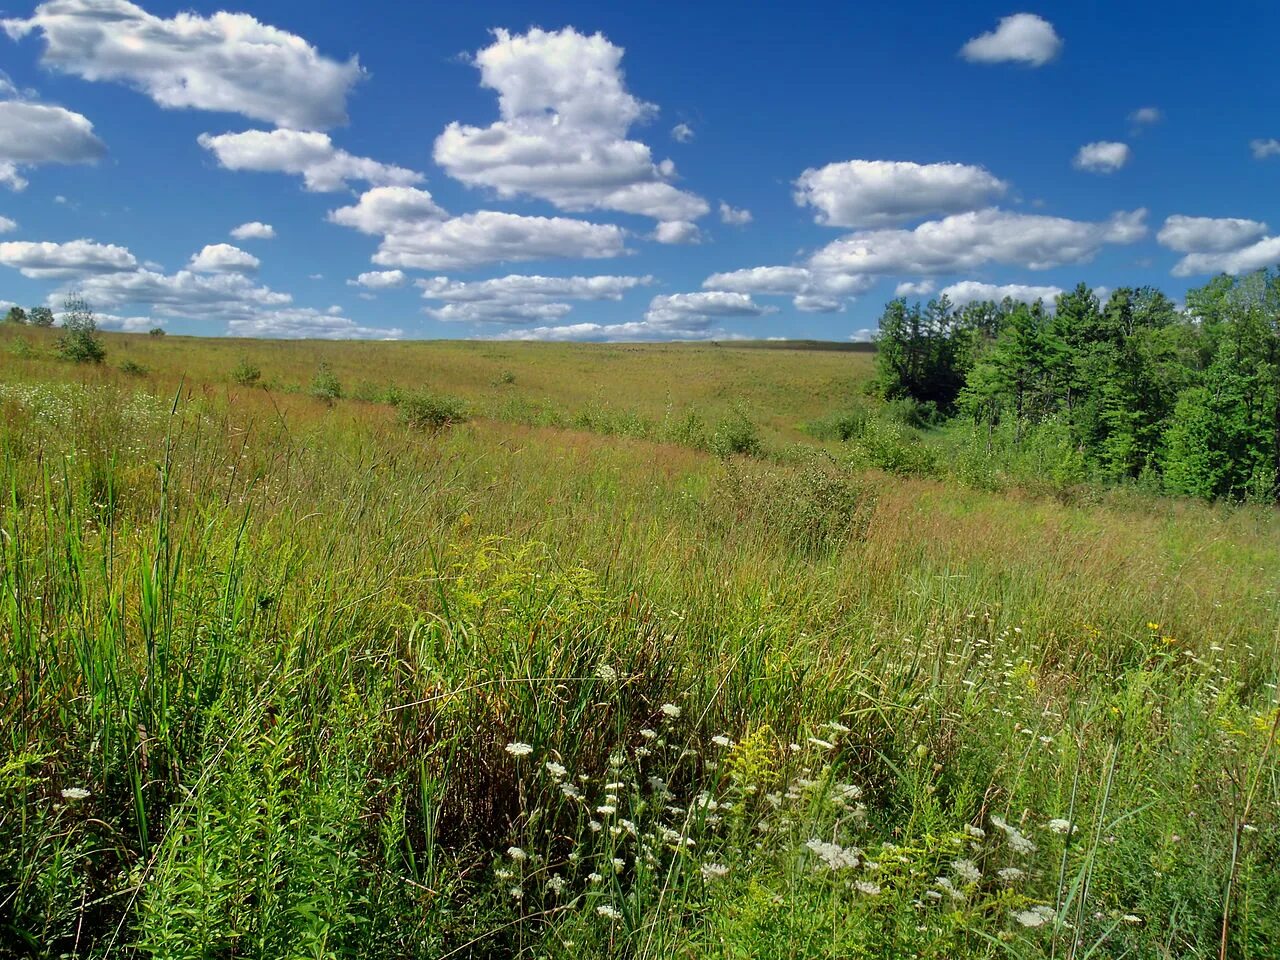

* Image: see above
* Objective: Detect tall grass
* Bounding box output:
[0,362,1277,958]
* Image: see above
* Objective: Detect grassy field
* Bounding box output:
[1,325,1278,958]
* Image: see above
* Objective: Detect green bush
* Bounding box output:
[231,358,262,386]
[806,403,872,442]
[56,295,106,364]
[119,359,147,376]
[29,306,55,328]
[399,390,467,431]
[309,362,343,403]
[148,327,166,337]
[711,406,762,457]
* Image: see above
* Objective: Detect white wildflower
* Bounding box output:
[951,858,981,885]
[855,881,881,895]
[1046,818,1074,835]
[711,735,732,748]
[808,737,835,750]
[544,761,567,779]
[700,862,729,880]
[964,824,986,839]
[505,742,533,758]
[506,846,527,862]
[660,703,681,718]
[545,875,566,895]
[60,787,90,801]
[596,904,622,920]
[997,867,1025,882]
[1012,905,1055,928]
[596,663,618,682]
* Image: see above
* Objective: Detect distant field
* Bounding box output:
[1,326,1277,959]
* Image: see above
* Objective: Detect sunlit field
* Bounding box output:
[2,326,1277,959]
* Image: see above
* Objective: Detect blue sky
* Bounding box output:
[1,0,1277,340]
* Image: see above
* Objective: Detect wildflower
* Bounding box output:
[561,782,581,799]
[808,737,835,750]
[855,881,881,896]
[495,867,514,879]
[588,872,603,883]
[997,867,1025,882]
[509,886,523,900]
[588,820,602,832]
[661,703,681,718]
[545,875,566,895]
[611,857,625,872]
[1122,914,1142,924]
[596,663,618,682]
[964,824,986,839]
[951,859,981,884]
[711,735,732,748]
[60,787,90,802]
[506,846,527,861]
[1046,818,1074,835]
[640,728,657,740]
[804,838,860,871]
[827,721,851,734]
[545,761,567,779]
[700,862,729,880]
[1012,905,1055,928]
[505,742,533,758]
[991,815,1037,855]
[596,804,616,816]
[596,904,622,920]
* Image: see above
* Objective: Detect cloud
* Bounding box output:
[326,186,448,234]
[653,220,701,244]
[0,216,16,233]
[671,123,694,143]
[793,295,843,313]
[330,187,628,270]
[0,97,106,190]
[1073,141,1130,174]
[188,243,259,274]
[719,202,752,226]
[349,270,407,290]
[1129,106,1162,127]
[490,291,771,342]
[939,280,1064,308]
[419,272,652,323]
[433,27,707,225]
[95,312,162,333]
[226,307,400,339]
[808,208,1147,275]
[199,129,423,192]
[71,266,290,317]
[794,160,1007,228]
[894,280,935,298]
[0,238,136,277]
[960,13,1062,66]
[1157,215,1268,253]
[1250,138,1280,160]
[1169,236,1280,277]
[4,0,363,129]
[230,221,275,240]
[704,265,873,299]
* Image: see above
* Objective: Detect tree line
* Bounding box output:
[875,269,1280,502]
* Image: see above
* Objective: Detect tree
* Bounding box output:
[56,292,106,364]
[4,305,27,324]
[28,306,55,327]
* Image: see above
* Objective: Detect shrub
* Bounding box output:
[661,408,711,450]
[495,370,516,386]
[711,406,762,457]
[28,306,55,328]
[399,390,467,431]
[309,362,343,403]
[7,338,36,359]
[231,358,262,386]
[148,327,166,337]
[56,294,106,364]
[119,359,147,376]
[5,306,28,324]
[806,403,872,442]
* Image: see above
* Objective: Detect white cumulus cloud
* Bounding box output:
[671,123,694,143]
[0,96,106,190]
[894,280,935,298]
[0,216,16,233]
[188,243,259,274]
[1073,141,1130,174]
[199,130,423,192]
[419,273,652,324]
[653,220,701,244]
[719,202,752,226]
[808,208,1147,275]
[4,0,363,129]
[349,270,407,290]
[960,13,1062,66]
[794,160,1007,228]
[939,281,1064,308]
[1157,215,1268,254]
[433,28,707,225]
[230,221,275,240]
[1250,139,1280,160]
[0,238,136,277]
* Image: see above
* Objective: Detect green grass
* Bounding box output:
[0,329,1277,959]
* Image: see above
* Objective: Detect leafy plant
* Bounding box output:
[56,293,106,364]
[399,389,467,431]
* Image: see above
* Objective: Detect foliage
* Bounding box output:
[29,307,55,328]
[55,293,106,364]
[230,357,262,386]
[5,305,27,324]
[711,405,763,457]
[309,361,343,403]
[148,327,166,337]
[399,389,467,431]
[119,358,147,376]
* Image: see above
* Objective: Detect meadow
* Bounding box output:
[1,324,1278,959]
